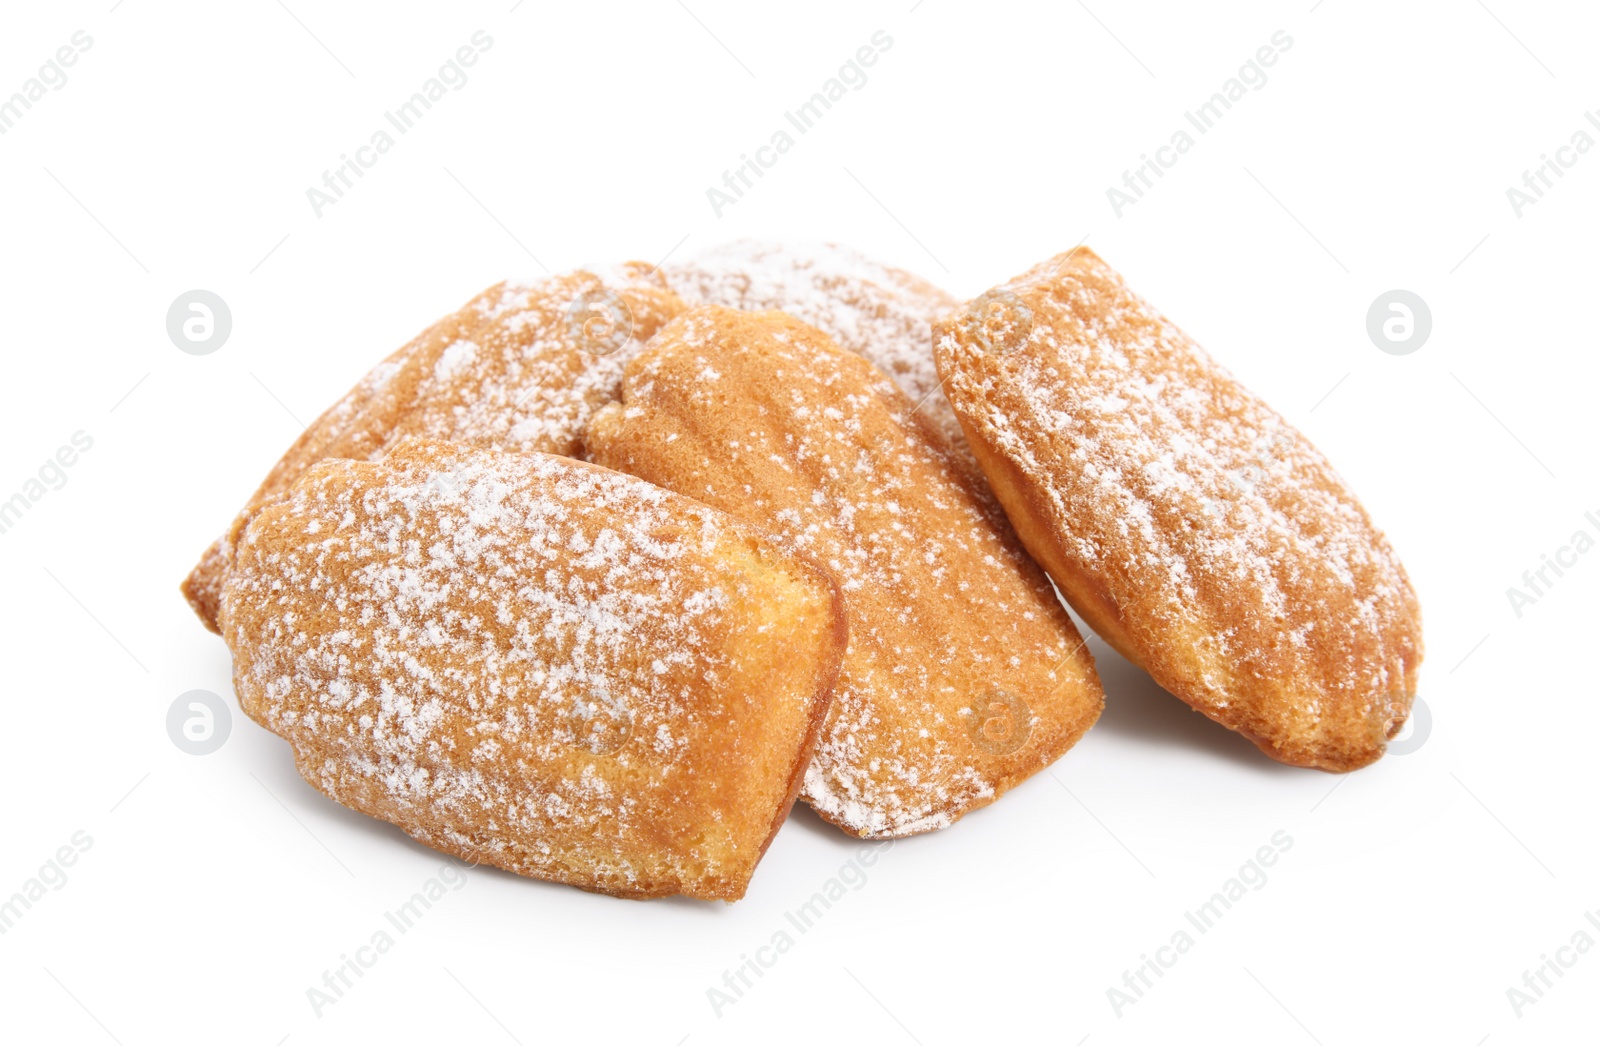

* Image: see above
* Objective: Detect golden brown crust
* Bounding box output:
[180,536,229,635]
[220,439,845,901]
[183,265,685,633]
[660,240,976,477]
[585,306,1103,837]
[934,249,1423,771]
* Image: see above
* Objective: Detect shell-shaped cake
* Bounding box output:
[661,239,973,476]
[220,438,845,900]
[934,248,1423,771]
[183,264,685,633]
[586,305,1103,838]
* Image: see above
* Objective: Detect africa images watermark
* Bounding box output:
[705,30,893,218]
[0,431,95,539]
[0,30,93,135]
[1505,111,1600,218]
[1107,30,1293,217]
[306,857,475,1016]
[306,31,494,217]
[707,839,896,1017]
[1505,507,1600,619]
[1107,830,1294,1017]
[0,831,94,936]
[1506,908,1600,1019]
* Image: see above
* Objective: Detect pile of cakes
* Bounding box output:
[184,241,1421,901]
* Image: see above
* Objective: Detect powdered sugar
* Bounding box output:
[936,251,1421,763]
[661,240,975,472]
[220,438,830,897]
[588,307,1101,838]
[183,265,685,634]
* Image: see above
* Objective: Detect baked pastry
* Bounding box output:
[220,438,846,901]
[586,306,1104,837]
[182,264,685,633]
[661,240,974,475]
[933,248,1423,771]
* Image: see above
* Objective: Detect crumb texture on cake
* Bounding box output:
[934,248,1422,771]
[586,305,1103,837]
[220,438,845,900]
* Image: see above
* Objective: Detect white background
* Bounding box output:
[1,1,1595,1043]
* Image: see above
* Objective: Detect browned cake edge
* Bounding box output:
[933,263,1418,774]
[223,453,852,901]
[747,540,852,873]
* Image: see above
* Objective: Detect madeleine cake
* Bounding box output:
[183,263,685,632]
[661,239,974,474]
[586,305,1104,837]
[220,438,846,901]
[933,248,1423,771]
